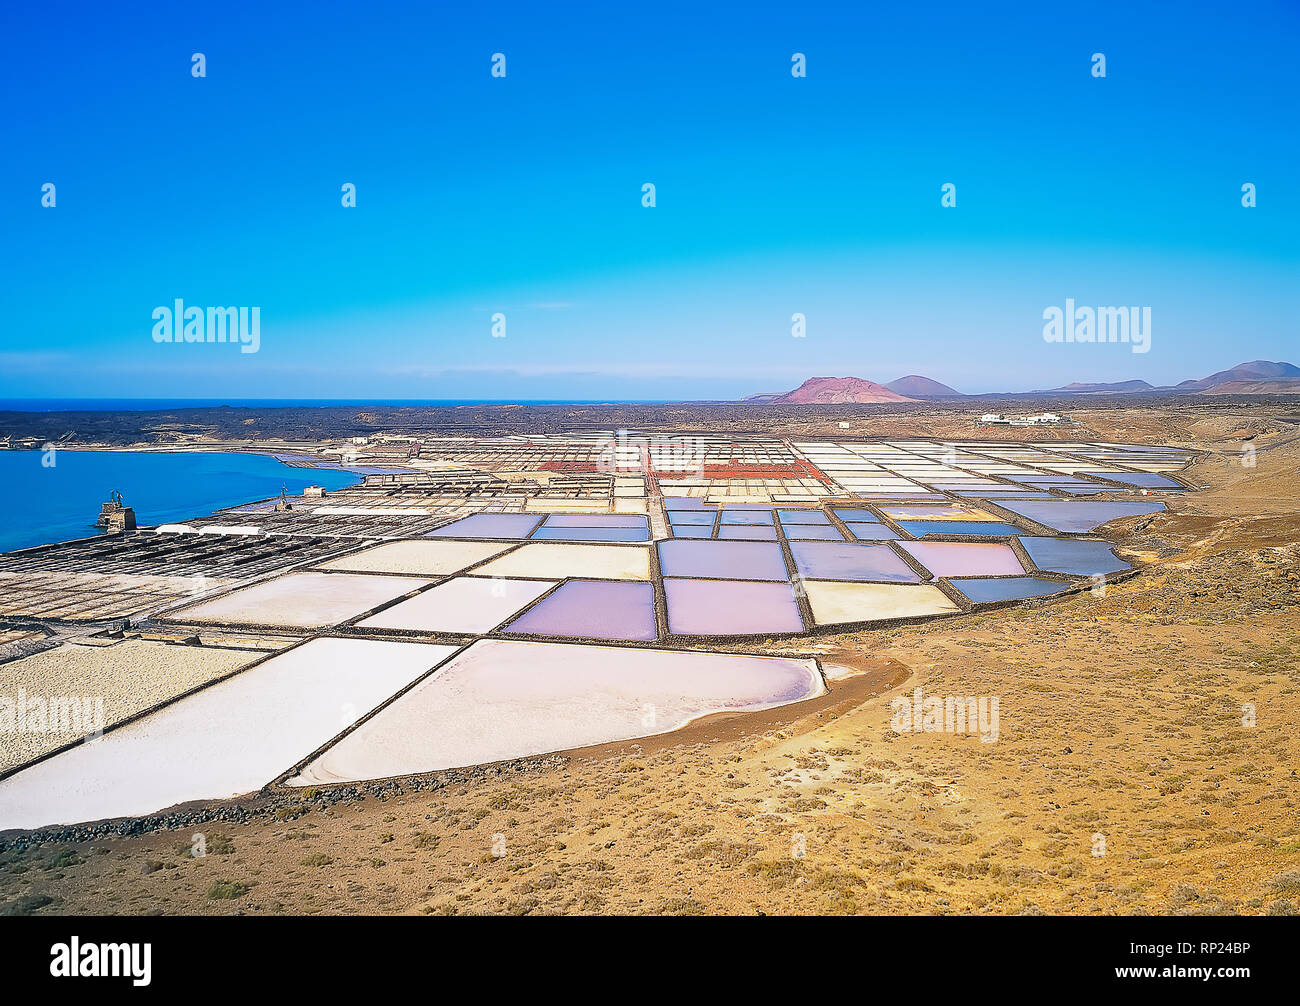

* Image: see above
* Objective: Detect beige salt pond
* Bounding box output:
[0,639,258,774]
[803,581,960,626]
[316,539,511,576]
[471,542,651,581]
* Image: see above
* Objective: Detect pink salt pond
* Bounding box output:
[504,580,658,641]
[289,639,825,783]
[663,578,803,636]
[897,541,1024,577]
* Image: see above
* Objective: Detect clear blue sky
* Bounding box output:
[1,0,1296,399]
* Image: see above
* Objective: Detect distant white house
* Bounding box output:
[979,412,1070,427]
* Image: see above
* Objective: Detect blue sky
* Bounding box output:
[1,0,1296,399]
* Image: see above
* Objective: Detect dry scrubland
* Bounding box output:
[2,407,1298,916]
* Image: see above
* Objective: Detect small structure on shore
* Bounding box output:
[96,490,136,533]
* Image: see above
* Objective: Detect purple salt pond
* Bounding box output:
[898,541,1024,577]
[719,510,774,525]
[781,525,845,540]
[719,525,778,540]
[777,510,831,525]
[429,513,542,539]
[667,511,716,525]
[788,542,920,582]
[541,514,648,528]
[994,499,1165,533]
[504,580,657,641]
[663,579,803,635]
[657,540,790,581]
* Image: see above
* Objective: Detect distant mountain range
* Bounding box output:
[743,361,1300,403]
[1175,360,1300,393]
[1037,361,1300,395]
[1049,379,1155,394]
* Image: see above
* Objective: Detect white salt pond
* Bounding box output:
[290,639,825,786]
[0,637,458,831]
[357,577,556,634]
[168,571,430,628]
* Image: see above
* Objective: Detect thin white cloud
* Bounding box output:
[0,351,73,370]
[379,361,834,380]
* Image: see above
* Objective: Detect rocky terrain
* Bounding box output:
[3,394,1300,449]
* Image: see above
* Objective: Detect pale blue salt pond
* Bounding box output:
[1019,537,1131,575]
[995,500,1165,534]
[951,576,1070,604]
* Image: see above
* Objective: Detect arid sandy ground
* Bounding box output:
[2,408,1298,916]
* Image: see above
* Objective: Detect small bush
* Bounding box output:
[206,880,249,900]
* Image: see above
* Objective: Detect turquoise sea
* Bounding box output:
[0,451,364,553]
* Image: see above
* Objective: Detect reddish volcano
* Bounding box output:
[770,376,915,405]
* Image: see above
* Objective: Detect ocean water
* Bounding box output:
[0,450,362,553]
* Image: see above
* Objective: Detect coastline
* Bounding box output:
[0,449,379,555]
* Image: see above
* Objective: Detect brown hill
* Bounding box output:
[884,375,964,398]
[1179,360,1300,391]
[771,377,914,405]
[1200,379,1300,396]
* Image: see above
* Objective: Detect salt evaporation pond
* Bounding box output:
[289,639,825,785]
[0,638,456,831]
[504,580,658,641]
[994,500,1165,534]
[952,576,1070,604]
[1019,537,1132,575]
